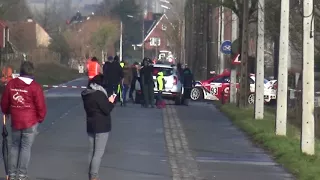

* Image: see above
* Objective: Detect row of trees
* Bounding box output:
[198,0,320,78]
[29,0,121,64]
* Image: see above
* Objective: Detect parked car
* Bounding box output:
[190,69,277,104]
[134,64,184,105]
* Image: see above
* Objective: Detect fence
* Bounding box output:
[4,48,61,69]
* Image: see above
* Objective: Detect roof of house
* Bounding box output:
[6,21,37,52]
[133,13,169,45]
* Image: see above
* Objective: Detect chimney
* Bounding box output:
[145,12,153,20]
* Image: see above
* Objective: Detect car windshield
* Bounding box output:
[152,67,174,76]
[264,79,269,84]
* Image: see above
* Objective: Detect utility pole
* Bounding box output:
[238,0,249,108]
[230,0,238,104]
[301,0,315,155]
[254,0,265,119]
[219,3,225,73]
[142,15,145,59]
[120,21,123,61]
[275,0,289,136]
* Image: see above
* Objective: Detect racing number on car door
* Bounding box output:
[210,86,218,95]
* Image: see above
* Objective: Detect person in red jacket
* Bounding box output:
[1,61,47,180]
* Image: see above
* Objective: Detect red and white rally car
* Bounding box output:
[190,69,277,104]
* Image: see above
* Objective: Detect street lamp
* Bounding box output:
[160,0,172,5]
[120,21,123,61]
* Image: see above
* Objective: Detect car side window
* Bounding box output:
[211,77,224,83]
[223,76,231,83]
[211,76,230,83]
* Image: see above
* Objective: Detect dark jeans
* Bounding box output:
[129,78,137,99]
[9,123,38,179]
[122,84,129,103]
[142,83,154,106]
[156,91,163,102]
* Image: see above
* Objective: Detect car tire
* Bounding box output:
[134,92,142,104]
[190,87,203,101]
[247,93,255,105]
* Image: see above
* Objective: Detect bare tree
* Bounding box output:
[0,0,31,21]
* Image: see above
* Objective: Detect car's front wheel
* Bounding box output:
[190,87,203,101]
[248,93,255,105]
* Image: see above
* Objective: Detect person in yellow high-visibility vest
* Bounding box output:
[117,61,125,106]
[156,71,165,108]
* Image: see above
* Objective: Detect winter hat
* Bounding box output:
[88,74,104,87]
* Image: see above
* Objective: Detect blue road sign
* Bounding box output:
[220,40,232,54]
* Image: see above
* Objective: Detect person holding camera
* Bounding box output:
[81,74,116,180]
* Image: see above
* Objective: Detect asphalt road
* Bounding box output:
[0,77,294,180]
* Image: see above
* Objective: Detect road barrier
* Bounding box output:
[42,85,87,89]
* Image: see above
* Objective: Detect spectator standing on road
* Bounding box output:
[182,67,195,106]
[120,61,132,106]
[156,71,166,108]
[103,56,123,97]
[1,61,47,180]
[129,62,140,102]
[102,56,113,74]
[140,58,154,108]
[81,74,116,180]
[87,57,101,80]
[176,62,184,84]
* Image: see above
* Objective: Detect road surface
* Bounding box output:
[0,77,294,180]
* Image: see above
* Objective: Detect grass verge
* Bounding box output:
[216,103,320,180]
[34,63,83,85]
[0,63,83,93]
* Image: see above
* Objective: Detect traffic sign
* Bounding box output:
[220,40,232,54]
[232,53,241,65]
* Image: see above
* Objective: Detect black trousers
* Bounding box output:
[142,83,154,106]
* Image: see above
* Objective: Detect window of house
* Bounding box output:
[162,24,167,31]
[150,37,161,46]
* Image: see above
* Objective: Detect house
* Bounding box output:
[133,12,174,59]
[7,18,52,53]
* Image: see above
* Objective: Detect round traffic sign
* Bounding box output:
[220,40,232,54]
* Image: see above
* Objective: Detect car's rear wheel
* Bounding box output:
[190,87,203,101]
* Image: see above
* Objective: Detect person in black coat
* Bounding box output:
[81,74,116,180]
[140,57,155,108]
[103,55,124,96]
[182,67,195,106]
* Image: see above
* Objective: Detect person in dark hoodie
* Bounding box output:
[81,74,116,180]
[1,61,47,180]
[103,55,124,97]
[140,57,154,108]
[182,67,195,106]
